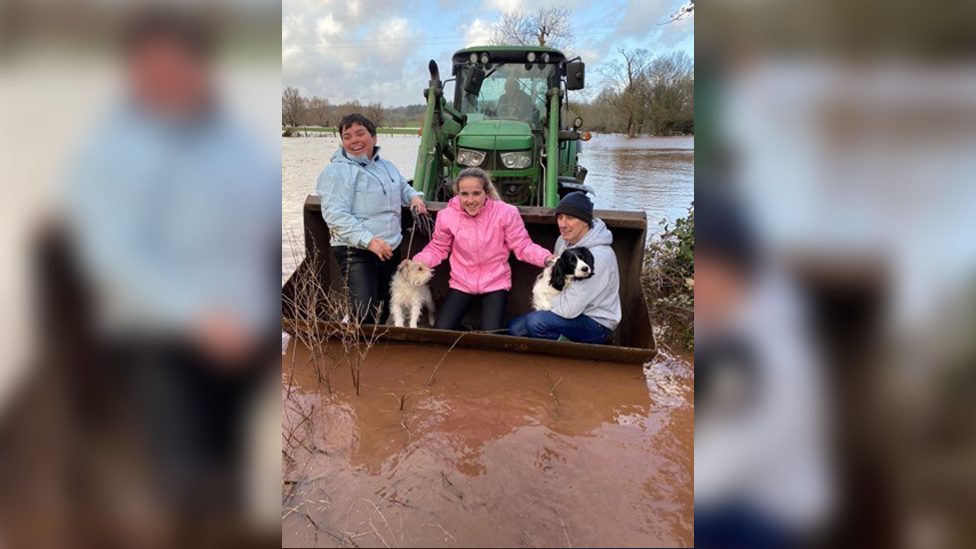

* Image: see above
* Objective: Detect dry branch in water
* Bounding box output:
[425,332,467,388]
[544,369,563,420]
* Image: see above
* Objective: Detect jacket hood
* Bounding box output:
[330,145,383,166]
[568,218,613,249]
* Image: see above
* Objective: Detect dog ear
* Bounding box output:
[550,257,568,291]
[581,247,594,266]
[580,248,595,275]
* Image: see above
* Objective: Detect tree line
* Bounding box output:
[575,50,693,137]
[282,48,692,137]
[281,92,427,134]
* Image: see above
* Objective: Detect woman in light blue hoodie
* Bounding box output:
[316,113,426,324]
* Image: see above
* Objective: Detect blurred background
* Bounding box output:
[0,1,280,547]
[696,1,976,548]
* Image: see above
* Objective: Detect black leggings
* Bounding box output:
[434,289,508,332]
[334,245,400,325]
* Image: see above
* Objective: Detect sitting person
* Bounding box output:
[507,192,621,343]
[411,168,554,332]
[495,75,537,121]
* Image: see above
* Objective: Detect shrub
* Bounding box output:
[642,203,694,351]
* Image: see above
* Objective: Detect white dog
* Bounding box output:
[390,260,436,328]
[532,247,595,311]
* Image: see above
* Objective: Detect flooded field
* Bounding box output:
[281,341,694,548]
[281,133,695,547]
[281,134,694,281]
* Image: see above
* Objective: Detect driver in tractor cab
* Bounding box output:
[496,75,536,121]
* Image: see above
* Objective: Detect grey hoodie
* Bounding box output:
[550,218,622,330]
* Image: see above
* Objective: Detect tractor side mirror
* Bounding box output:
[464,67,486,96]
[565,61,585,90]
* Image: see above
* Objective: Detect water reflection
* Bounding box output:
[282,341,694,547]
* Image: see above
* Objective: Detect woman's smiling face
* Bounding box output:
[341,123,376,159]
[457,177,488,216]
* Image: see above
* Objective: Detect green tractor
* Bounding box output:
[282,46,656,363]
[412,46,592,207]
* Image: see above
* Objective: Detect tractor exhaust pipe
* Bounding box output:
[428,60,441,89]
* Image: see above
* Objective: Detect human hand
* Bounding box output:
[410,196,428,215]
[367,237,394,261]
[544,254,557,267]
[195,311,255,370]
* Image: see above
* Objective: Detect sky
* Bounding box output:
[282,0,694,107]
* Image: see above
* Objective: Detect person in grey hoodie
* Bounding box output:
[316,113,426,324]
[507,192,621,343]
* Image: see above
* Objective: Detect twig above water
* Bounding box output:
[423,522,458,543]
[425,332,467,388]
[544,369,563,420]
[440,471,464,500]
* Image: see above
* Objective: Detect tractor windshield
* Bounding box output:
[458,63,556,128]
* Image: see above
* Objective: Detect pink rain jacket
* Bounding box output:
[412,197,551,294]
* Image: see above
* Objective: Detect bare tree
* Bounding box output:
[335,100,363,122]
[364,101,385,128]
[646,51,694,135]
[305,97,332,128]
[664,1,694,24]
[601,48,650,138]
[282,86,305,129]
[490,5,573,50]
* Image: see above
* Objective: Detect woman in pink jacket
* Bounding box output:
[412,168,554,332]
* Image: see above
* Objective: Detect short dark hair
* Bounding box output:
[121,10,214,60]
[338,113,377,137]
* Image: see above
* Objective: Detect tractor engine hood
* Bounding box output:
[456,120,534,151]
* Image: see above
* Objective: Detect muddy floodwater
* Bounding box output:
[282,341,694,548]
[281,133,695,547]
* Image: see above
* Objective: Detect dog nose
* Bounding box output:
[582,266,590,272]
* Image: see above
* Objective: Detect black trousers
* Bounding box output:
[105,336,275,520]
[333,245,400,325]
[434,289,508,332]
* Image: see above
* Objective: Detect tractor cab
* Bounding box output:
[413,46,591,207]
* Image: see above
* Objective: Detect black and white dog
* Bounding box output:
[532,247,595,311]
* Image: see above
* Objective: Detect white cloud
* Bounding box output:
[316,14,341,41]
[482,0,588,14]
[484,0,522,12]
[281,0,693,107]
[465,18,495,47]
[282,2,431,106]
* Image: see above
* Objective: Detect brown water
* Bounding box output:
[281,341,694,548]
[281,134,694,282]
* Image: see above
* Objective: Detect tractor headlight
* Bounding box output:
[500,151,532,169]
[457,148,487,167]
[527,52,536,63]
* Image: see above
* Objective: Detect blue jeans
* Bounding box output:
[506,311,612,344]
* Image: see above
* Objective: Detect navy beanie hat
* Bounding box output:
[555,191,594,225]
